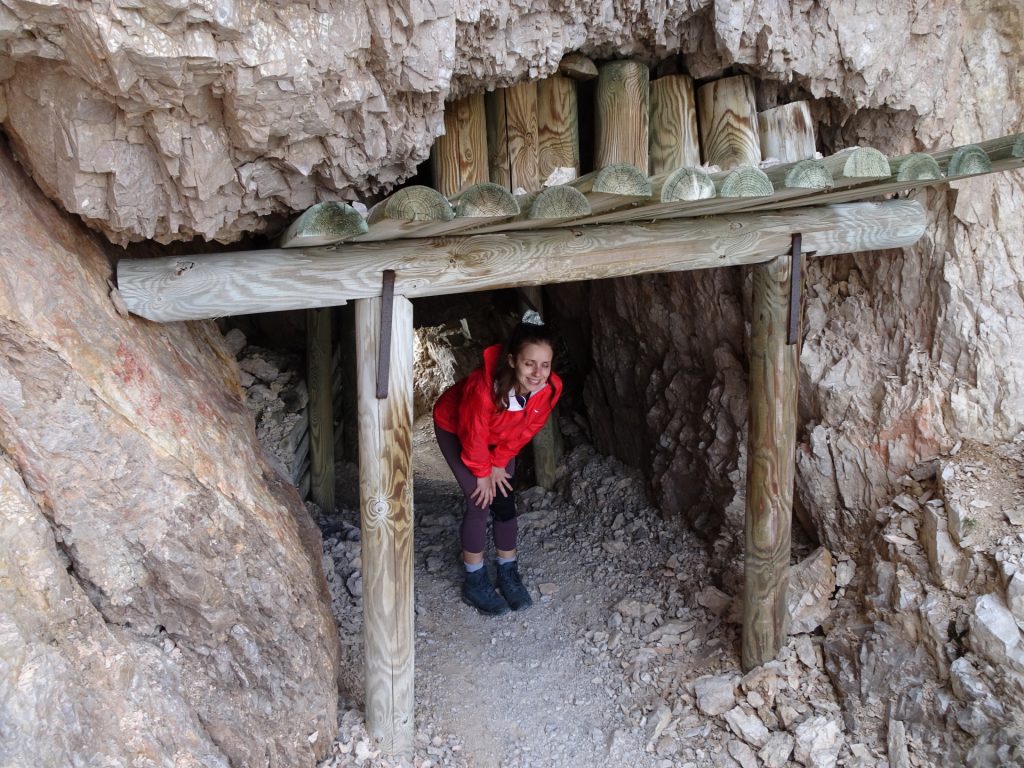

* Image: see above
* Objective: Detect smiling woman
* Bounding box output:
[432,312,563,615]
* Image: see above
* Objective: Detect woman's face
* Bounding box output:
[509,342,553,395]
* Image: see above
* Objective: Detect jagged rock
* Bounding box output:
[1007,572,1024,628]
[759,732,796,768]
[723,706,769,748]
[887,720,910,768]
[727,739,759,768]
[793,716,844,768]
[787,548,835,634]
[693,673,738,716]
[969,594,1024,672]
[920,504,968,592]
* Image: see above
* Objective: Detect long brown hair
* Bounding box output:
[492,320,557,410]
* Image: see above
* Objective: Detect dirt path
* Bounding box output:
[317,417,858,768]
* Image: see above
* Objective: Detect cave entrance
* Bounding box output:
[113,57,1022,754]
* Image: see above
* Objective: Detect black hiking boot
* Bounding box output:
[495,561,533,611]
[462,568,510,616]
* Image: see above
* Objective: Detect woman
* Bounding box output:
[433,313,562,615]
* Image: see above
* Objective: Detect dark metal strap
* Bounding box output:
[376,270,396,399]
[787,234,803,346]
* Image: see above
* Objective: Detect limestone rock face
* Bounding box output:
[0,143,341,766]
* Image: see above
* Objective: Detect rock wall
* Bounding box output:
[0,139,341,766]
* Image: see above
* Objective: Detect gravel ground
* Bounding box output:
[312,416,874,768]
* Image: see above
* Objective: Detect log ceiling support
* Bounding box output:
[307,307,335,512]
[116,200,927,322]
[355,294,415,755]
[742,251,798,671]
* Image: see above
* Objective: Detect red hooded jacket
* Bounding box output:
[433,344,562,478]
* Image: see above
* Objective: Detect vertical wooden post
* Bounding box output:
[307,307,335,512]
[486,82,540,194]
[742,254,798,671]
[517,286,562,489]
[649,74,701,174]
[757,101,816,164]
[537,74,580,182]
[594,59,650,171]
[355,295,415,755]
[697,74,761,170]
[432,93,489,197]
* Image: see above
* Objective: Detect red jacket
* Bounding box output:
[433,344,562,478]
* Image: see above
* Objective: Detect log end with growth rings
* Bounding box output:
[720,166,774,198]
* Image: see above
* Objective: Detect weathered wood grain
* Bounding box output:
[356,186,454,241]
[355,295,415,756]
[742,253,797,671]
[653,166,716,202]
[279,202,367,248]
[894,153,943,181]
[757,101,816,163]
[527,185,591,218]
[649,74,701,174]
[307,307,335,512]
[116,200,927,321]
[697,75,761,170]
[594,60,649,171]
[780,159,833,189]
[537,75,580,183]
[487,82,540,194]
[431,93,489,197]
[720,166,773,197]
[558,51,598,80]
[946,145,991,177]
[570,163,651,215]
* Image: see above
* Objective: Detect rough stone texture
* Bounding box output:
[787,547,836,634]
[0,141,341,766]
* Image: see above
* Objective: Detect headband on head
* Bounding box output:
[521,309,544,326]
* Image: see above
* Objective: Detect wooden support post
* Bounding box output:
[432,93,489,197]
[649,73,701,174]
[517,286,562,489]
[487,82,540,194]
[742,253,798,671]
[697,74,761,170]
[757,101,816,164]
[594,59,650,171]
[307,307,335,512]
[355,294,415,755]
[537,74,580,183]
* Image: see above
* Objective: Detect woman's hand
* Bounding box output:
[471,475,496,508]
[490,465,513,498]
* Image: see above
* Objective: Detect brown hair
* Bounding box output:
[492,320,557,410]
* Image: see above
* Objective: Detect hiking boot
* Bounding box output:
[462,568,510,616]
[495,561,533,611]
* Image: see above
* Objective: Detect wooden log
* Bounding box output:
[537,75,580,183]
[355,294,415,756]
[945,145,991,177]
[757,101,816,163]
[719,166,773,197]
[450,182,520,217]
[487,81,540,194]
[307,307,335,513]
[431,93,489,197]
[894,153,943,181]
[279,202,368,248]
[116,200,927,321]
[779,159,833,189]
[594,60,650,171]
[355,186,454,241]
[1015,134,1024,157]
[649,74,701,174]
[697,75,761,170]
[570,163,651,215]
[527,185,591,218]
[742,253,797,671]
[558,51,598,80]
[653,166,716,202]
[828,146,890,179]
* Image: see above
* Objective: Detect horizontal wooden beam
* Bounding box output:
[117,200,926,322]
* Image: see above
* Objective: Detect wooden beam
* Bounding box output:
[279,202,367,248]
[558,52,598,81]
[355,186,454,241]
[537,75,580,183]
[719,166,773,197]
[653,166,716,202]
[946,144,991,177]
[649,74,701,174]
[757,101,815,163]
[307,307,335,512]
[487,82,540,194]
[570,163,651,214]
[356,294,415,756]
[742,253,797,671]
[116,200,927,321]
[594,60,649,171]
[697,75,761,170]
[431,93,489,197]
[894,153,943,181]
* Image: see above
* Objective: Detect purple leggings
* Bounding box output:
[434,424,518,553]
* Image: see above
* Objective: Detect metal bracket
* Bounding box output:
[787,234,810,346]
[376,270,396,399]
